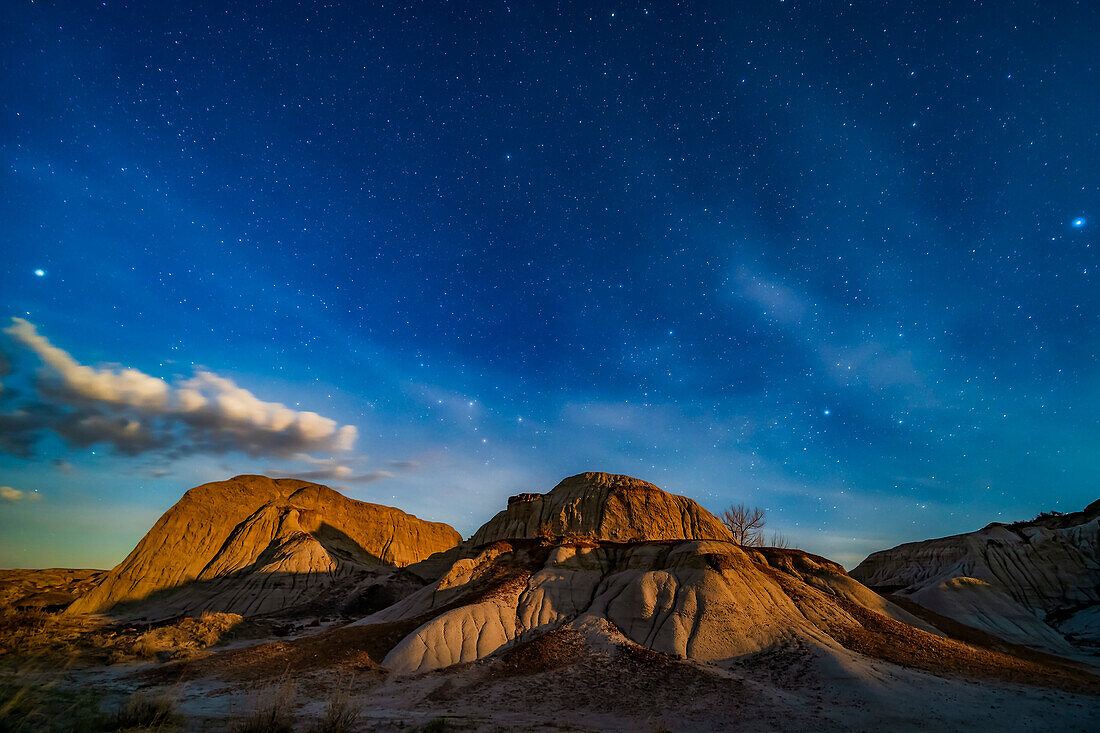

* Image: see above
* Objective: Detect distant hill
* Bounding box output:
[851,499,1100,659]
[66,475,461,620]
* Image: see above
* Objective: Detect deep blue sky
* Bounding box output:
[1,1,1096,568]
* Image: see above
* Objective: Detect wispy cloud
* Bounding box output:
[264,453,418,484]
[731,266,932,400]
[733,267,811,326]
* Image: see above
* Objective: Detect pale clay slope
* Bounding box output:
[342,472,934,674]
[164,614,1100,733]
[67,475,461,618]
[851,499,1100,657]
[470,471,733,546]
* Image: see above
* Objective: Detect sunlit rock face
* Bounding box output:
[469,471,733,546]
[851,500,1100,657]
[66,475,461,620]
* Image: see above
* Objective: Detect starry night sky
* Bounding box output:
[1,1,1097,569]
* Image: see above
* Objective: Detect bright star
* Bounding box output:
[823,409,831,416]
[34,269,45,277]
[1072,217,1085,228]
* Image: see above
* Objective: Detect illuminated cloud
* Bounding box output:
[0,318,358,458]
[6,318,170,409]
[1,485,40,503]
[173,371,359,456]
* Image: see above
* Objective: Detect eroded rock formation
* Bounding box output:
[470,472,733,546]
[66,475,461,619]
[344,472,935,674]
[851,500,1100,657]
[356,538,935,674]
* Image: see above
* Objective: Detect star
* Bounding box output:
[1072,217,1086,228]
[34,269,45,277]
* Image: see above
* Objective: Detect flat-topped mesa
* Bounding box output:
[67,475,461,618]
[469,472,732,547]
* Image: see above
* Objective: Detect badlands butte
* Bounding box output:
[2,472,1098,731]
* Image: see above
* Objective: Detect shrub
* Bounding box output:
[113,689,176,730]
[306,686,362,733]
[234,679,296,733]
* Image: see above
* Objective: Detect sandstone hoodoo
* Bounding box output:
[469,471,733,546]
[66,475,462,620]
[851,499,1100,658]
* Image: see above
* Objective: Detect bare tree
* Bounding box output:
[768,531,793,549]
[721,504,766,546]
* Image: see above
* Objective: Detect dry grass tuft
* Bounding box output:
[305,685,363,733]
[132,612,243,661]
[234,678,297,733]
[113,688,177,730]
[0,677,106,731]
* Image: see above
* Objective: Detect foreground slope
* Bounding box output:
[66,475,461,619]
[851,499,1100,658]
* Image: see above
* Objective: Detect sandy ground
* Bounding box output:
[4,619,1097,732]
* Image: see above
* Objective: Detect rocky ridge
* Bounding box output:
[851,499,1100,658]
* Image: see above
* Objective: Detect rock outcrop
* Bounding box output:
[851,500,1100,658]
[469,472,732,546]
[67,475,461,620]
[357,538,937,674]
[345,473,939,675]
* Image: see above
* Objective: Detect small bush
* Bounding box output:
[113,689,176,730]
[0,680,106,731]
[306,686,362,733]
[420,718,451,733]
[130,612,243,661]
[234,679,296,733]
[0,603,50,633]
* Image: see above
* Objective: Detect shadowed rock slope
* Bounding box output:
[851,499,1100,658]
[66,475,461,620]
